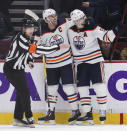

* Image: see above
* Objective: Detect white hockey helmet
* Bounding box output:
[70,9,86,21]
[42,8,56,20]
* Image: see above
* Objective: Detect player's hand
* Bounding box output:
[82,2,90,7]
[29,62,34,69]
[59,44,70,49]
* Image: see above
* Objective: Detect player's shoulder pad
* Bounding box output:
[84,17,97,31]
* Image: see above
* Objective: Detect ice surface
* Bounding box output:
[0,125,127,131]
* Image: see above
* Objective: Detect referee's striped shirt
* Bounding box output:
[5,32,60,70]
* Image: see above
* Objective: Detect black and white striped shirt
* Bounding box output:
[5,32,60,70]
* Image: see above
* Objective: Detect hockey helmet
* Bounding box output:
[70,9,86,21]
[42,8,56,20]
[22,18,35,28]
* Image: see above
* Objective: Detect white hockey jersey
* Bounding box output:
[68,19,116,64]
[34,18,74,68]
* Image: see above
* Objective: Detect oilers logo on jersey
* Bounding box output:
[68,18,116,64]
[49,34,64,46]
[34,18,75,68]
[73,36,86,50]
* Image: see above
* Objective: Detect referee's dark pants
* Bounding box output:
[3,63,33,120]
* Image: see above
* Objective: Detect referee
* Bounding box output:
[3,18,68,127]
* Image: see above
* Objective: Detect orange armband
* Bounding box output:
[29,44,37,54]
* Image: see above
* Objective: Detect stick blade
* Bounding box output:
[25,9,39,21]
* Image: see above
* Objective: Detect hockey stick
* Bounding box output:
[40,24,50,109]
[25,9,40,22]
[42,55,50,108]
[43,56,47,81]
[38,15,49,105]
[25,9,50,108]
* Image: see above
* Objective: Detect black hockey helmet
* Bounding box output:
[22,18,35,28]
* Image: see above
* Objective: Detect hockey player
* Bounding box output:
[68,9,116,124]
[36,9,80,124]
[3,18,68,127]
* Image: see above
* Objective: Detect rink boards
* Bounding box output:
[0,61,127,124]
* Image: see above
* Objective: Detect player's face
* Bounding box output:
[75,17,85,29]
[25,27,35,37]
[47,14,58,26]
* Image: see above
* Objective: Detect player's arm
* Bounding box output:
[65,18,75,29]
[29,42,70,55]
[92,26,116,43]
[18,34,59,54]
[35,44,60,55]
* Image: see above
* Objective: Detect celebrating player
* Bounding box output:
[68,9,116,124]
[36,9,80,124]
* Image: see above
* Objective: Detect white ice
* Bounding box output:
[0,125,127,131]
